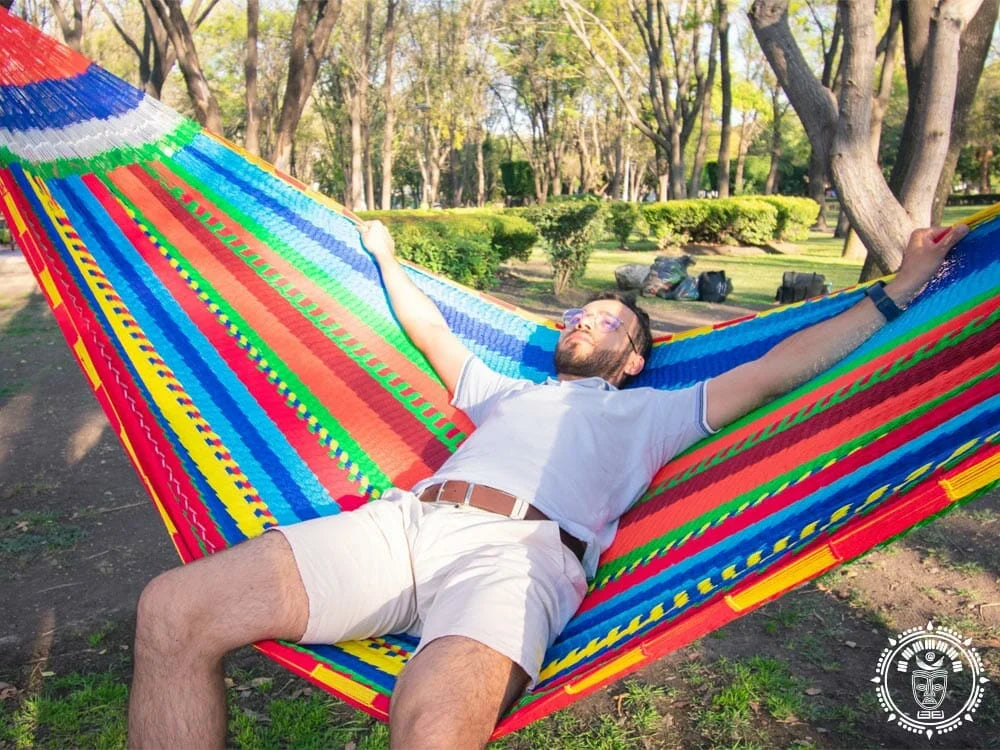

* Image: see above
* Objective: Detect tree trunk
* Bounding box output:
[348,85,364,210]
[979,147,994,192]
[807,147,830,229]
[689,91,712,197]
[476,131,486,206]
[897,0,986,223]
[49,0,83,52]
[931,0,999,222]
[149,0,222,132]
[379,0,398,210]
[717,0,732,198]
[689,16,719,197]
[751,0,915,275]
[271,0,343,174]
[244,0,262,155]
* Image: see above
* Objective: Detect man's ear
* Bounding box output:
[624,351,645,377]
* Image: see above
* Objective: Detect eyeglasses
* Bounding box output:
[561,308,639,354]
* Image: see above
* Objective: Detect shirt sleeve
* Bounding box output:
[652,381,717,467]
[450,354,527,426]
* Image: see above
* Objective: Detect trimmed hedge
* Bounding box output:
[357,209,538,289]
[751,196,820,241]
[641,196,819,246]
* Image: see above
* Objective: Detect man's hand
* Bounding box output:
[359,220,396,266]
[887,224,969,306]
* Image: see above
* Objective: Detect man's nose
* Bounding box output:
[575,313,593,330]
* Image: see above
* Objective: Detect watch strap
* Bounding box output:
[865,280,903,322]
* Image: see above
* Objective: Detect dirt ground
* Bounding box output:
[1,248,998,748]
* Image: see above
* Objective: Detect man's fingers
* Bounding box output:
[931,224,969,246]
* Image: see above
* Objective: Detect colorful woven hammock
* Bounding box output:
[2,9,998,739]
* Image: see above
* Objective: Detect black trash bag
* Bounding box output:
[697,270,733,303]
[775,271,826,304]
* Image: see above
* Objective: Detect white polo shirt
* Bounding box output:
[412,355,714,577]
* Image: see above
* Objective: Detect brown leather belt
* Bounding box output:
[418,481,586,562]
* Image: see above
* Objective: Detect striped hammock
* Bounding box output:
[1,9,998,739]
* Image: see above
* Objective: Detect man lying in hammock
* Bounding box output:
[128,219,968,749]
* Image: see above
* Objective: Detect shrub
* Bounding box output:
[499,161,534,202]
[607,201,641,249]
[356,209,540,289]
[487,213,538,262]
[515,202,605,295]
[642,198,781,246]
[755,196,820,241]
[723,198,779,245]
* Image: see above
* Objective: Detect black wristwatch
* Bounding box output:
[865,281,904,322]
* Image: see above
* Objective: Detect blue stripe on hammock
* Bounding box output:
[47,174,336,528]
[0,66,144,131]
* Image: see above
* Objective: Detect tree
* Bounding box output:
[99,0,216,99]
[271,0,343,173]
[887,0,999,225]
[560,0,717,199]
[244,0,262,155]
[148,0,223,130]
[717,0,733,197]
[380,0,399,209]
[49,0,83,51]
[750,0,991,276]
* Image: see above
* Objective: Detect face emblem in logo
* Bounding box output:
[911,650,948,716]
[872,622,989,738]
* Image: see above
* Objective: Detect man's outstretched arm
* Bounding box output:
[705,224,970,431]
[360,220,471,393]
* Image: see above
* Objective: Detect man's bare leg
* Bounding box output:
[389,635,529,749]
[128,532,308,749]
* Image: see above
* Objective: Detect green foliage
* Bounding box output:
[641,198,792,246]
[514,202,605,294]
[500,161,535,201]
[488,213,539,262]
[753,196,821,241]
[606,201,641,248]
[358,209,538,288]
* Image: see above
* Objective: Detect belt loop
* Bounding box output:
[462,482,475,506]
[510,497,529,520]
[435,483,445,503]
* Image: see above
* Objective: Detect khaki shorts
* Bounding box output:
[272,488,588,685]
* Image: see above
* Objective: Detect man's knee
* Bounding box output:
[135,566,205,656]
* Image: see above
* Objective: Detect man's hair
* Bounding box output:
[590,290,653,370]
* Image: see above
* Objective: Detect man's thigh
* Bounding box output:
[390,635,528,748]
[273,494,421,644]
[412,510,588,686]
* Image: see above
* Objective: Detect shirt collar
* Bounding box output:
[545,375,618,392]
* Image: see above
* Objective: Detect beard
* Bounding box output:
[553,335,632,383]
